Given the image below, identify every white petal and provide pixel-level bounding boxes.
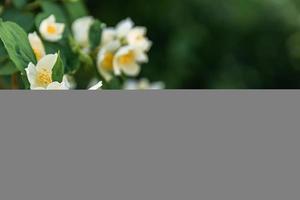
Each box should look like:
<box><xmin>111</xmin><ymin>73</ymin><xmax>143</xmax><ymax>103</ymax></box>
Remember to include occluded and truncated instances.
<box><xmin>113</xmin><ymin>65</ymin><xmax>121</xmax><ymax>76</ymax></box>
<box><xmin>141</xmin><ymin>39</ymin><xmax>152</xmax><ymax>51</ymax></box>
<box><xmin>39</xmin><ymin>15</ymin><xmax>56</xmax><ymax>30</ymax></box>
<box><xmin>135</xmin><ymin>50</ymin><xmax>149</xmax><ymax>63</ymax></box>
<box><xmin>39</xmin><ymin>19</ymin><xmax>49</xmax><ymax>38</ymax></box>
<box><xmin>115</xmin><ymin>45</ymin><xmax>132</xmax><ymax>56</ymax></box>
<box><xmin>112</xmin><ymin>54</ymin><xmax>122</xmax><ymax>76</ymax></box>
<box><xmin>28</xmin><ymin>32</ymin><xmax>44</xmax><ymax>49</ymax></box>
<box><xmin>36</xmin><ymin>53</ymin><xmax>58</xmax><ymax>71</ymax></box>
<box><xmin>44</xmin><ymin>34</ymin><xmax>63</xmax><ymax>42</ymax></box>
<box><xmin>47</xmin><ymin>82</ymin><xmax>69</xmax><ymax>90</ymax></box>
<box><xmin>126</xmin><ymin>27</ymin><xmax>152</xmax><ymax>50</ymax></box>
<box><xmin>31</xmin><ymin>87</ymin><xmax>46</xmax><ymax>90</ymax></box>
<box><xmin>97</xmin><ymin>43</ymin><xmax>120</xmax><ymax>80</ymax></box>
<box><xmin>133</xmin><ymin>27</ymin><xmax>147</xmax><ymax>35</ymax></box>
<box><xmin>127</xmin><ymin>27</ymin><xmax>146</xmax><ymax>42</ymax></box>
<box><xmin>97</xmin><ymin>50</ymin><xmax>113</xmax><ymax>81</ymax></box>
<box><xmin>113</xmin><ymin>46</ymin><xmax>138</xmax><ymax>76</ymax></box>
<box><xmin>88</xmin><ymin>81</ymin><xmax>102</xmax><ymax>90</ymax></box>
<box><xmin>28</xmin><ymin>32</ymin><xmax>46</xmax><ymax>60</ymax></box>
<box><xmin>99</xmin><ymin>67</ymin><xmax>113</xmax><ymax>82</ymax></box>
<box><xmin>97</xmin><ymin>48</ymin><xmax>105</xmax><ymax>64</ymax></box>
<box><xmin>47</xmin><ymin>15</ymin><xmax>56</xmax><ymax>23</ymax></box>
<box><xmin>26</xmin><ymin>62</ymin><xmax>37</xmax><ymax>87</ymax></box>
<box><xmin>120</xmin><ymin>62</ymin><xmax>141</xmax><ymax>76</ymax></box>
<box><xmin>101</xmin><ymin>28</ymin><xmax>116</xmax><ymax>45</ymax></box>
<box><xmin>105</xmin><ymin>40</ymin><xmax>121</xmax><ymax>52</ymax></box>
<box><xmin>61</xmin><ymin>75</ymin><xmax>72</xmax><ymax>89</ymax></box>
<box><xmin>72</xmin><ymin>16</ymin><xmax>94</xmax><ymax>46</ymax></box>
<box><xmin>56</xmin><ymin>23</ymin><xmax>65</xmax><ymax>34</ymax></box>
<box><xmin>116</xmin><ymin>18</ymin><xmax>134</xmax><ymax>38</ymax></box>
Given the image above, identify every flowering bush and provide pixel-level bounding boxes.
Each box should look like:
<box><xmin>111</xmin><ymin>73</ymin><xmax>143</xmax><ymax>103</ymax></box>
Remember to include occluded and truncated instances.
<box><xmin>0</xmin><ymin>0</ymin><xmax>164</xmax><ymax>90</ymax></box>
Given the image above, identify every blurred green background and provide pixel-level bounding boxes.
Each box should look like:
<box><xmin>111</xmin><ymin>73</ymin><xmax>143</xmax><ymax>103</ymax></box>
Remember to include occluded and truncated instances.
<box><xmin>87</xmin><ymin>0</ymin><xmax>300</xmax><ymax>89</ymax></box>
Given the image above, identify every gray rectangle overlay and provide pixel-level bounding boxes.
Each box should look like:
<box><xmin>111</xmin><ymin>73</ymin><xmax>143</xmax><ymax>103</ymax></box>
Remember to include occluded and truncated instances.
<box><xmin>0</xmin><ymin>91</ymin><xmax>299</xmax><ymax>200</ymax></box>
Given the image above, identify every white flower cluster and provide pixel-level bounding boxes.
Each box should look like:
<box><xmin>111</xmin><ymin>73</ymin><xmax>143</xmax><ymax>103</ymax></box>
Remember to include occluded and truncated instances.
<box><xmin>72</xmin><ymin>17</ymin><xmax>152</xmax><ymax>81</ymax></box>
<box><xmin>25</xmin><ymin>15</ymin><xmax>160</xmax><ymax>90</ymax></box>
<box><xmin>26</xmin><ymin>15</ymin><xmax>101</xmax><ymax>90</ymax></box>
<box><xmin>26</xmin><ymin>53</ymin><xmax>69</xmax><ymax>90</ymax></box>
<box><xmin>98</xmin><ymin>18</ymin><xmax>152</xmax><ymax>81</ymax></box>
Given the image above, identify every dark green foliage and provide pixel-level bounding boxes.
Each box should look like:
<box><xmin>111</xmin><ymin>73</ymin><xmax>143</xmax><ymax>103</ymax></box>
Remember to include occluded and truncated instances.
<box><xmin>52</xmin><ymin>52</ymin><xmax>64</xmax><ymax>82</ymax></box>
<box><xmin>87</xmin><ymin>0</ymin><xmax>300</xmax><ymax>88</ymax></box>
<box><xmin>89</xmin><ymin>20</ymin><xmax>103</xmax><ymax>50</ymax></box>
<box><xmin>0</xmin><ymin>20</ymin><xmax>36</xmax><ymax>72</ymax></box>
<box><xmin>1</xmin><ymin>0</ymin><xmax>300</xmax><ymax>89</ymax></box>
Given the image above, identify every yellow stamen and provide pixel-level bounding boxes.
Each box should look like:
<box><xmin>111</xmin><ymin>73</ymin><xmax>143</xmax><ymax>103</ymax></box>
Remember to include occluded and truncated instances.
<box><xmin>119</xmin><ymin>51</ymin><xmax>135</xmax><ymax>65</ymax></box>
<box><xmin>101</xmin><ymin>52</ymin><xmax>114</xmax><ymax>71</ymax></box>
<box><xmin>47</xmin><ymin>25</ymin><xmax>57</xmax><ymax>35</ymax></box>
<box><xmin>36</xmin><ymin>68</ymin><xmax>52</xmax><ymax>87</ymax></box>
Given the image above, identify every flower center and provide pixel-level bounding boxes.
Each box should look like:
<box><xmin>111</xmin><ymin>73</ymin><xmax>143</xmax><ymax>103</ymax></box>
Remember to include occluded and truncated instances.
<box><xmin>119</xmin><ymin>51</ymin><xmax>135</xmax><ymax>65</ymax></box>
<box><xmin>47</xmin><ymin>25</ymin><xmax>57</xmax><ymax>35</ymax></box>
<box><xmin>36</xmin><ymin>68</ymin><xmax>52</xmax><ymax>87</ymax></box>
<box><xmin>101</xmin><ymin>52</ymin><xmax>114</xmax><ymax>71</ymax></box>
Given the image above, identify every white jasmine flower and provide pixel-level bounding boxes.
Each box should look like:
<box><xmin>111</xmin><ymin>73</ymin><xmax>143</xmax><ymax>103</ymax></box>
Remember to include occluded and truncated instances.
<box><xmin>25</xmin><ymin>53</ymin><xmax>69</xmax><ymax>90</ymax></box>
<box><xmin>28</xmin><ymin>32</ymin><xmax>46</xmax><ymax>61</ymax></box>
<box><xmin>97</xmin><ymin>41</ymin><xmax>121</xmax><ymax>81</ymax></box>
<box><xmin>113</xmin><ymin>45</ymin><xmax>148</xmax><ymax>77</ymax></box>
<box><xmin>127</xmin><ymin>27</ymin><xmax>152</xmax><ymax>51</ymax></box>
<box><xmin>124</xmin><ymin>79</ymin><xmax>165</xmax><ymax>90</ymax></box>
<box><xmin>116</xmin><ymin>18</ymin><xmax>134</xmax><ymax>39</ymax></box>
<box><xmin>72</xmin><ymin>16</ymin><xmax>94</xmax><ymax>49</ymax></box>
<box><xmin>98</xmin><ymin>18</ymin><xmax>152</xmax><ymax>79</ymax></box>
<box><xmin>39</xmin><ymin>15</ymin><xmax>65</xmax><ymax>42</ymax></box>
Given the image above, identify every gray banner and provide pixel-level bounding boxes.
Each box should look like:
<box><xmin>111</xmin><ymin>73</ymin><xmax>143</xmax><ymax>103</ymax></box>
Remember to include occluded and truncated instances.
<box><xmin>0</xmin><ymin>91</ymin><xmax>299</xmax><ymax>200</ymax></box>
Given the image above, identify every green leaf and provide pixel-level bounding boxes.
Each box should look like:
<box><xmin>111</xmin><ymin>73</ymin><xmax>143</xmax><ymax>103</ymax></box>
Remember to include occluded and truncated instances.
<box><xmin>52</xmin><ymin>52</ymin><xmax>64</xmax><ymax>82</ymax></box>
<box><xmin>0</xmin><ymin>19</ymin><xmax>36</xmax><ymax>73</ymax></box>
<box><xmin>0</xmin><ymin>41</ymin><xmax>8</xmax><ymax>62</ymax></box>
<box><xmin>0</xmin><ymin>60</ymin><xmax>19</xmax><ymax>75</ymax></box>
<box><xmin>89</xmin><ymin>20</ymin><xmax>103</xmax><ymax>50</ymax></box>
<box><xmin>44</xmin><ymin>40</ymin><xmax>80</xmax><ymax>74</ymax></box>
<box><xmin>2</xmin><ymin>9</ymin><xmax>35</xmax><ymax>32</ymax></box>
<box><xmin>40</xmin><ymin>1</ymin><xmax>68</xmax><ymax>23</ymax></box>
